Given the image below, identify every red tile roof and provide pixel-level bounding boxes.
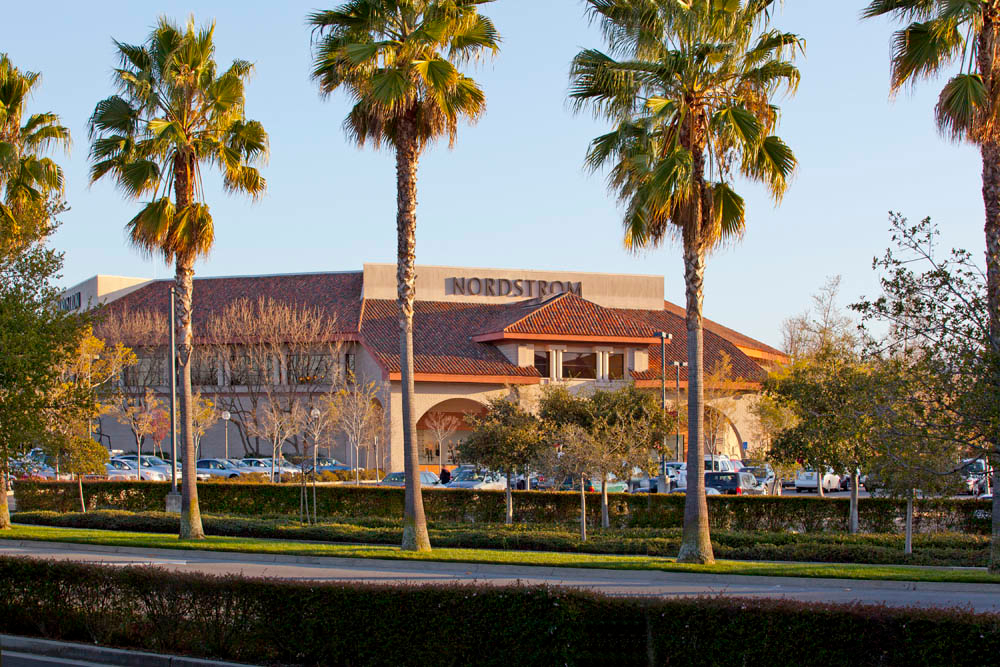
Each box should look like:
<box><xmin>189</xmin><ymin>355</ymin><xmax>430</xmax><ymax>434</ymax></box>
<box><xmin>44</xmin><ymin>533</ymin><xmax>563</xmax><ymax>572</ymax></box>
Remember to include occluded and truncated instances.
<box><xmin>663</xmin><ymin>300</ymin><xmax>786</xmax><ymax>360</ymax></box>
<box><xmin>472</xmin><ymin>292</ymin><xmax>658</xmax><ymax>341</ymax></box>
<box><xmin>100</xmin><ymin>272</ymin><xmax>365</xmax><ymax>340</ymax></box>
<box><xmin>360</xmin><ymin>299</ymin><xmax>540</xmax><ymax>378</ymax></box>
<box><xmin>95</xmin><ymin>272</ymin><xmax>769</xmax><ymax>385</ymax></box>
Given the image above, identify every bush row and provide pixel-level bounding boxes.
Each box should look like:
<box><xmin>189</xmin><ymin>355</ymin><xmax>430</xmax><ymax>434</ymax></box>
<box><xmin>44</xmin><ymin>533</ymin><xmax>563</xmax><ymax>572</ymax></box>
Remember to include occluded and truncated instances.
<box><xmin>13</xmin><ymin>510</ymin><xmax>991</xmax><ymax>567</ymax></box>
<box><xmin>2</xmin><ymin>556</ymin><xmax>999</xmax><ymax>666</ymax></box>
<box><xmin>13</xmin><ymin>480</ymin><xmax>993</xmax><ymax>534</ymax></box>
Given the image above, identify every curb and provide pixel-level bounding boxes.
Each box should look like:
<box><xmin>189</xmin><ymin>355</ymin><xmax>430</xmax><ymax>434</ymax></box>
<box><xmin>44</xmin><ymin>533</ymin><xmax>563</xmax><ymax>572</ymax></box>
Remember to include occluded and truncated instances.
<box><xmin>3</xmin><ymin>538</ymin><xmax>999</xmax><ymax>595</ymax></box>
<box><xmin>0</xmin><ymin>634</ymin><xmax>254</xmax><ymax>666</ymax></box>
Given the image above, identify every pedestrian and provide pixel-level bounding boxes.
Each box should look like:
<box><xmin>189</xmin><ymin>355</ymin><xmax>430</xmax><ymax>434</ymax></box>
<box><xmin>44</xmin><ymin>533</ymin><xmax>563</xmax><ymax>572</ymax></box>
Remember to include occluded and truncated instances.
<box><xmin>439</xmin><ymin>467</ymin><xmax>451</xmax><ymax>485</ymax></box>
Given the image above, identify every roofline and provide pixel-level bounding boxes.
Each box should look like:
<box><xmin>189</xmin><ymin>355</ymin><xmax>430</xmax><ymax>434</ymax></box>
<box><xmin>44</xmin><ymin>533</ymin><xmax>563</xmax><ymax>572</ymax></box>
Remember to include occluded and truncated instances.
<box><xmin>633</xmin><ymin>379</ymin><xmax>762</xmax><ymax>391</ymax></box>
<box><xmin>387</xmin><ymin>372</ymin><xmax>541</xmax><ymax>384</ymax></box>
<box><xmin>471</xmin><ymin>332</ymin><xmax>662</xmax><ymax>345</ymax></box>
<box><xmin>363</xmin><ymin>262</ymin><xmax>663</xmax><ymax>280</ymax></box>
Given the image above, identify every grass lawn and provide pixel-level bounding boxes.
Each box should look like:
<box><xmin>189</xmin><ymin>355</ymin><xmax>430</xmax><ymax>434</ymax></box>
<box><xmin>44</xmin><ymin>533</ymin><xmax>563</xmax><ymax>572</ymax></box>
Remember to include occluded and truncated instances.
<box><xmin>2</xmin><ymin>523</ymin><xmax>999</xmax><ymax>585</ymax></box>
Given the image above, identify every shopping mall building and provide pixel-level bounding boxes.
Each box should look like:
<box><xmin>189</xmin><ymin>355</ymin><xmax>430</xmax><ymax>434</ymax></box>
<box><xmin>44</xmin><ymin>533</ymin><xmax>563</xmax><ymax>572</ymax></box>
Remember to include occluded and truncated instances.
<box><xmin>65</xmin><ymin>264</ymin><xmax>787</xmax><ymax>470</ymax></box>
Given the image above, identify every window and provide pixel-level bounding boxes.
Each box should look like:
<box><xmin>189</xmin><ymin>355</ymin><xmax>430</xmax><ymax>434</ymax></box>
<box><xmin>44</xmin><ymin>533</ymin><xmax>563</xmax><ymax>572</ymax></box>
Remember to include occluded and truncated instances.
<box><xmin>345</xmin><ymin>353</ymin><xmax>356</xmax><ymax>381</ymax></box>
<box><xmin>228</xmin><ymin>349</ymin><xmax>268</xmax><ymax>386</ymax></box>
<box><xmin>124</xmin><ymin>355</ymin><xmax>166</xmax><ymax>387</ymax></box>
<box><xmin>562</xmin><ymin>352</ymin><xmax>597</xmax><ymax>379</ymax></box>
<box><xmin>191</xmin><ymin>351</ymin><xmax>220</xmax><ymax>386</ymax></box>
<box><xmin>288</xmin><ymin>353</ymin><xmax>333</xmax><ymax>385</ymax></box>
<box><xmin>533</xmin><ymin>350</ymin><xmax>550</xmax><ymax>378</ymax></box>
<box><xmin>608</xmin><ymin>353</ymin><xmax>625</xmax><ymax>380</ymax></box>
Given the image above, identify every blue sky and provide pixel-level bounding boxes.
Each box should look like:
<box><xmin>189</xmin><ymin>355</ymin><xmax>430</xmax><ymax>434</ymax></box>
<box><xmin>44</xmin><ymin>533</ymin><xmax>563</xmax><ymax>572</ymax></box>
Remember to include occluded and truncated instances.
<box><xmin>0</xmin><ymin>1</ymin><xmax>984</xmax><ymax>348</ymax></box>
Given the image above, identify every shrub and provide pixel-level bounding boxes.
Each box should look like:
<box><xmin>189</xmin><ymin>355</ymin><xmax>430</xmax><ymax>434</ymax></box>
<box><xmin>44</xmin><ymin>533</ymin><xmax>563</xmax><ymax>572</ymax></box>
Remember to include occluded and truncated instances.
<box><xmin>12</xmin><ymin>481</ymin><xmax>992</xmax><ymax>534</ymax></box>
<box><xmin>11</xmin><ymin>510</ymin><xmax>991</xmax><ymax>567</ymax></box>
<box><xmin>0</xmin><ymin>556</ymin><xmax>997</xmax><ymax>666</ymax></box>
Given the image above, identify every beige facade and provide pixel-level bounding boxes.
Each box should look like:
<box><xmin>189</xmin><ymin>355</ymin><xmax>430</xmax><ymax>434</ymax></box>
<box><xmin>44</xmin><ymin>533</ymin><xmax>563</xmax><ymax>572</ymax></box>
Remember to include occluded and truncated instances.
<box><xmin>71</xmin><ymin>265</ymin><xmax>781</xmax><ymax>469</ymax></box>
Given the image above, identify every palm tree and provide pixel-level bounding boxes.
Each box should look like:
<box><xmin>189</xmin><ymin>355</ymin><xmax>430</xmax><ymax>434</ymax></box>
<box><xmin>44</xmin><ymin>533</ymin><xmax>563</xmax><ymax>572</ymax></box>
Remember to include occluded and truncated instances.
<box><xmin>309</xmin><ymin>0</ymin><xmax>499</xmax><ymax>552</ymax></box>
<box><xmin>0</xmin><ymin>54</ymin><xmax>70</xmax><ymax>246</ymax></box>
<box><xmin>861</xmin><ymin>2</ymin><xmax>1000</xmax><ymax>565</ymax></box>
<box><xmin>570</xmin><ymin>0</ymin><xmax>801</xmax><ymax>563</ymax></box>
<box><xmin>88</xmin><ymin>17</ymin><xmax>269</xmax><ymax>539</ymax></box>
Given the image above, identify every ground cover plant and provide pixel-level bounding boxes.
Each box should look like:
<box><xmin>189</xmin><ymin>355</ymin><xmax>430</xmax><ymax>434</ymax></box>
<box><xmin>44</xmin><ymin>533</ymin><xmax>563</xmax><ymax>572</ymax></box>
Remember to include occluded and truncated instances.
<box><xmin>1</xmin><ymin>555</ymin><xmax>998</xmax><ymax>666</ymax></box>
<box><xmin>8</xmin><ymin>511</ymin><xmax>995</xmax><ymax>570</ymax></box>
<box><xmin>15</xmin><ymin>480</ymin><xmax>993</xmax><ymax>535</ymax></box>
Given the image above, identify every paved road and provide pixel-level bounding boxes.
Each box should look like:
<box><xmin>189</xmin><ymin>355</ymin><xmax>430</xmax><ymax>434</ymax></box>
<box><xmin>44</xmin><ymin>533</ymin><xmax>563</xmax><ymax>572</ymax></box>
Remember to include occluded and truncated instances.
<box><xmin>3</xmin><ymin>540</ymin><xmax>999</xmax><ymax>614</ymax></box>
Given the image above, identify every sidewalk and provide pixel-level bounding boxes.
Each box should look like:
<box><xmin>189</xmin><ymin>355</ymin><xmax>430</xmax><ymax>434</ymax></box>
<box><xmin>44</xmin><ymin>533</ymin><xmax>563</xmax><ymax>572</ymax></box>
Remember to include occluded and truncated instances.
<box><xmin>0</xmin><ymin>634</ymin><xmax>253</xmax><ymax>667</ymax></box>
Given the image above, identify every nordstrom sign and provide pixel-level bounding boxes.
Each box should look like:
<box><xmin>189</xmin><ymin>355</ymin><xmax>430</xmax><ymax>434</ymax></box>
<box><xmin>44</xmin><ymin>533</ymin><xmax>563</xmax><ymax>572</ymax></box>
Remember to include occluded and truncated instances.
<box><xmin>449</xmin><ymin>277</ymin><xmax>583</xmax><ymax>298</ymax></box>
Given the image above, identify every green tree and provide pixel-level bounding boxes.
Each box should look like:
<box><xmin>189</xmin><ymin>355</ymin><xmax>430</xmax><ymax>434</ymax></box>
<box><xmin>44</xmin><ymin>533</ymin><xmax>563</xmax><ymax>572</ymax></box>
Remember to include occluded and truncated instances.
<box><xmin>853</xmin><ymin>214</ymin><xmax>1000</xmax><ymax>570</ymax></box>
<box><xmin>0</xmin><ymin>55</ymin><xmax>74</xmax><ymax>530</ymax></box>
<box><xmin>862</xmin><ymin>4</ymin><xmax>1000</xmax><ymax>501</ymax></box>
<box><xmin>42</xmin><ymin>435</ymin><xmax>109</xmax><ymax>514</ymax></box>
<box><xmin>88</xmin><ymin>17</ymin><xmax>269</xmax><ymax>539</ymax></box>
<box><xmin>0</xmin><ymin>54</ymin><xmax>70</xmax><ymax>249</ymax></box>
<box><xmin>309</xmin><ymin>0</ymin><xmax>499</xmax><ymax>552</ymax></box>
<box><xmin>458</xmin><ymin>395</ymin><xmax>545</xmax><ymax>525</ymax></box>
<box><xmin>570</xmin><ymin>0</ymin><xmax>802</xmax><ymax>563</ymax></box>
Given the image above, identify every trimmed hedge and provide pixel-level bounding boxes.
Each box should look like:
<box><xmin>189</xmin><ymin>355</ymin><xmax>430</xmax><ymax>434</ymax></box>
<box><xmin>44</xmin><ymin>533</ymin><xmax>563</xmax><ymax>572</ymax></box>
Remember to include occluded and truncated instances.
<box><xmin>12</xmin><ymin>510</ymin><xmax>992</xmax><ymax>567</ymax></box>
<box><xmin>13</xmin><ymin>480</ymin><xmax>993</xmax><ymax>534</ymax></box>
<box><xmin>1</xmin><ymin>556</ymin><xmax>998</xmax><ymax>666</ymax></box>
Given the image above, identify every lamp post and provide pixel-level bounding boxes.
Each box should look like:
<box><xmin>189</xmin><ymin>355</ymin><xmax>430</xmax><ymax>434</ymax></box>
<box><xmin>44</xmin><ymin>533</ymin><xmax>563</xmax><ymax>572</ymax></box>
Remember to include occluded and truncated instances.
<box><xmin>221</xmin><ymin>411</ymin><xmax>231</xmax><ymax>460</ymax></box>
<box><xmin>655</xmin><ymin>332</ymin><xmax>672</xmax><ymax>493</ymax></box>
<box><xmin>310</xmin><ymin>407</ymin><xmax>320</xmax><ymax>524</ymax></box>
<box><xmin>670</xmin><ymin>361</ymin><xmax>687</xmax><ymax>462</ymax></box>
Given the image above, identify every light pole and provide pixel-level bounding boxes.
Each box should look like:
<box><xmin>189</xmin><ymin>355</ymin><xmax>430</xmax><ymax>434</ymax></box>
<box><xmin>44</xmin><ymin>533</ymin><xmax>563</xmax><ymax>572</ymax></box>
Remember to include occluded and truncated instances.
<box><xmin>670</xmin><ymin>361</ymin><xmax>687</xmax><ymax>462</ymax></box>
<box><xmin>221</xmin><ymin>411</ymin><xmax>231</xmax><ymax>460</ymax></box>
<box><xmin>310</xmin><ymin>407</ymin><xmax>320</xmax><ymax>524</ymax></box>
<box><xmin>655</xmin><ymin>332</ymin><xmax>672</xmax><ymax>492</ymax></box>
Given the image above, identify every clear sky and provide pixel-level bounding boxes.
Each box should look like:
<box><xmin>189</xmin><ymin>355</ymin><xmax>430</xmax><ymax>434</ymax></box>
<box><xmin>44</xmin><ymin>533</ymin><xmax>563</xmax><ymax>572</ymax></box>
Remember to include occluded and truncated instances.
<box><xmin>0</xmin><ymin>1</ymin><xmax>985</xmax><ymax>348</ymax></box>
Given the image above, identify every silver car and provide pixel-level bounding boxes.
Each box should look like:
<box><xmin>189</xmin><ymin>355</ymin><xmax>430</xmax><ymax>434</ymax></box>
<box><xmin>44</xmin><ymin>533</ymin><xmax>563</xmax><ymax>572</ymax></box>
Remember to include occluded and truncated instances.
<box><xmin>196</xmin><ymin>458</ymin><xmax>244</xmax><ymax>479</ymax></box>
<box><xmin>107</xmin><ymin>458</ymin><xmax>166</xmax><ymax>481</ymax></box>
<box><xmin>378</xmin><ymin>471</ymin><xmax>441</xmax><ymax>488</ymax></box>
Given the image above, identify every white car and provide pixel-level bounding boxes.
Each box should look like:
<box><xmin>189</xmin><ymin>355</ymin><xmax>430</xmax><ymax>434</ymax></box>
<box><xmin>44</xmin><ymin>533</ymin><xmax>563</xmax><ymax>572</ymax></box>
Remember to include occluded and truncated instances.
<box><xmin>196</xmin><ymin>458</ymin><xmax>244</xmax><ymax>479</ymax></box>
<box><xmin>445</xmin><ymin>469</ymin><xmax>507</xmax><ymax>490</ymax></box>
<box><xmin>795</xmin><ymin>467</ymin><xmax>840</xmax><ymax>493</ymax></box>
<box><xmin>378</xmin><ymin>471</ymin><xmax>441</xmax><ymax>488</ymax></box>
<box><xmin>107</xmin><ymin>459</ymin><xmax>166</xmax><ymax>481</ymax></box>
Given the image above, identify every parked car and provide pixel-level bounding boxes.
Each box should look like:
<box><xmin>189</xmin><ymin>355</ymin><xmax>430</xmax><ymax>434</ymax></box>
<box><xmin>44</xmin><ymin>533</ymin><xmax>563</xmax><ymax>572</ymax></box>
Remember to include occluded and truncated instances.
<box><xmin>378</xmin><ymin>471</ymin><xmax>441</xmax><ymax>488</ymax></box>
<box><xmin>675</xmin><ymin>456</ymin><xmax>736</xmax><ymax>490</ymax></box>
<box><xmin>446</xmin><ymin>469</ymin><xmax>507</xmax><ymax>490</ymax></box>
<box><xmin>239</xmin><ymin>458</ymin><xmax>298</xmax><ymax>481</ymax></box>
<box><xmin>705</xmin><ymin>471</ymin><xmax>762</xmax><ymax>495</ymax></box>
<box><xmin>112</xmin><ymin>455</ymin><xmax>188</xmax><ymax>480</ymax></box>
<box><xmin>794</xmin><ymin>467</ymin><xmax>840</xmax><ymax>493</ymax></box>
<box><xmin>743</xmin><ymin>463</ymin><xmax>776</xmax><ymax>491</ymax></box>
<box><xmin>106</xmin><ymin>459</ymin><xmax>166</xmax><ymax>481</ymax></box>
<box><xmin>196</xmin><ymin>458</ymin><xmax>244</xmax><ymax>479</ymax></box>
<box><xmin>670</xmin><ymin>486</ymin><xmax>722</xmax><ymax>495</ymax></box>
<box><xmin>558</xmin><ymin>475</ymin><xmax>629</xmax><ymax>493</ymax></box>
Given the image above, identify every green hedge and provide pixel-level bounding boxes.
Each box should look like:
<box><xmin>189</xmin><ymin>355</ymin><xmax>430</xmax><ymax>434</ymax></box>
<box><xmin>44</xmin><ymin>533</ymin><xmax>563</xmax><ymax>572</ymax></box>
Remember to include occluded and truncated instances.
<box><xmin>0</xmin><ymin>556</ymin><xmax>998</xmax><ymax>666</ymax></box>
<box><xmin>13</xmin><ymin>510</ymin><xmax>991</xmax><ymax>567</ymax></box>
<box><xmin>13</xmin><ymin>480</ymin><xmax>993</xmax><ymax>534</ymax></box>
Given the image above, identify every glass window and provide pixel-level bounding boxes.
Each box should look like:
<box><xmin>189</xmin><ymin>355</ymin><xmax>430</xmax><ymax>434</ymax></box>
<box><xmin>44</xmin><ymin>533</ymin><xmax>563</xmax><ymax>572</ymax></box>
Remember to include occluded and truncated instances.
<box><xmin>562</xmin><ymin>352</ymin><xmax>597</xmax><ymax>379</ymax></box>
<box><xmin>192</xmin><ymin>351</ymin><xmax>219</xmax><ymax>386</ymax></box>
<box><xmin>288</xmin><ymin>353</ymin><xmax>333</xmax><ymax>385</ymax></box>
<box><xmin>534</xmin><ymin>350</ymin><xmax>550</xmax><ymax>378</ymax></box>
<box><xmin>608</xmin><ymin>353</ymin><xmax>625</xmax><ymax>380</ymax></box>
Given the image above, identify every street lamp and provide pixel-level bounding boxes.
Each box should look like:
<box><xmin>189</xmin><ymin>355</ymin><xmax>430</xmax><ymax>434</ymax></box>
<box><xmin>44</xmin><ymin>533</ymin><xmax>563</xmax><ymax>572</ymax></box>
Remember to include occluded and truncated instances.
<box><xmin>221</xmin><ymin>411</ymin><xmax>231</xmax><ymax>460</ymax></box>
<box><xmin>310</xmin><ymin>407</ymin><xmax>321</xmax><ymax>524</ymax></box>
<box><xmin>670</xmin><ymin>361</ymin><xmax>688</xmax><ymax>461</ymax></box>
<box><xmin>655</xmin><ymin>332</ymin><xmax>672</xmax><ymax>493</ymax></box>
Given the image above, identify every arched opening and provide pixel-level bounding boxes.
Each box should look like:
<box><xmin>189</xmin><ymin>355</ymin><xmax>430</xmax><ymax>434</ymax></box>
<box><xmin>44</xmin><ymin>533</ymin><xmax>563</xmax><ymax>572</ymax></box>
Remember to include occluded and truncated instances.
<box><xmin>704</xmin><ymin>404</ymin><xmax>743</xmax><ymax>460</ymax></box>
<box><xmin>416</xmin><ymin>398</ymin><xmax>487</xmax><ymax>473</ymax></box>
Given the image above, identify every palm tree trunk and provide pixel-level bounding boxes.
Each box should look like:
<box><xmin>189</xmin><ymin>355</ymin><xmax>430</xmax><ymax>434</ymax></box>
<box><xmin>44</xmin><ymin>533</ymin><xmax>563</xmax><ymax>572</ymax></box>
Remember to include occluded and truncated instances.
<box><xmin>579</xmin><ymin>473</ymin><xmax>587</xmax><ymax>542</ymax></box>
<box><xmin>979</xmin><ymin>4</ymin><xmax>1000</xmax><ymax>575</ymax></box>
<box><xmin>677</xmin><ymin>240</ymin><xmax>715</xmax><ymax>564</ymax></box>
<box><xmin>396</xmin><ymin>112</ymin><xmax>430</xmax><ymax>553</ymax></box>
<box><xmin>176</xmin><ymin>261</ymin><xmax>203</xmax><ymax>538</ymax></box>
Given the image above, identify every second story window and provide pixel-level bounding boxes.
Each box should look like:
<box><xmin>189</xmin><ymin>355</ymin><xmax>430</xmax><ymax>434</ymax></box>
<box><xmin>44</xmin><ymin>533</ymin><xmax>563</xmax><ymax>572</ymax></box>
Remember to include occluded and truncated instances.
<box><xmin>562</xmin><ymin>352</ymin><xmax>597</xmax><ymax>380</ymax></box>
<box><xmin>608</xmin><ymin>353</ymin><xmax>625</xmax><ymax>380</ymax></box>
<box><xmin>533</xmin><ymin>350</ymin><xmax>550</xmax><ymax>378</ymax></box>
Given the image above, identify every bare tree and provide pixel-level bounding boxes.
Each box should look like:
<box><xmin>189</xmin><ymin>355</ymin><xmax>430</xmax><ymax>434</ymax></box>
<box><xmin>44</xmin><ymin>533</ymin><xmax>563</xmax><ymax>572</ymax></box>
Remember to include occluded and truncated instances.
<box><xmin>332</xmin><ymin>378</ymin><xmax>383</xmax><ymax>485</ymax></box>
<box><xmin>246</xmin><ymin>400</ymin><xmax>306</xmax><ymax>483</ymax></box>
<box><xmin>204</xmin><ymin>296</ymin><xmax>343</xmax><ymax>458</ymax></box>
<box><xmin>781</xmin><ymin>276</ymin><xmax>857</xmax><ymax>362</ymax></box>
<box><xmin>191</xmin><ymin>392</ymin><xmax>219</xmax><ymax>459</ymax></box>
<box><xmin>110</xmin><ymin>388</ymin><xmax>161</xmax><ymax>480</ymax></box>
<box><xmin>425</xmin><ymin>411</ymin><xmax>461</xmax><ymax>474</ymax></box>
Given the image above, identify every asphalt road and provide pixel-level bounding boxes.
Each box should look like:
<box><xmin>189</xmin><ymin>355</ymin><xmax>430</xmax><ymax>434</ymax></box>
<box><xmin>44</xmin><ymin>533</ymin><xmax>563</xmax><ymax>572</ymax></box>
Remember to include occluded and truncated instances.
<box><xmin>2</xmin><ymin>540</ymin><xmax>999</xmax><ymax>614</ymax></box>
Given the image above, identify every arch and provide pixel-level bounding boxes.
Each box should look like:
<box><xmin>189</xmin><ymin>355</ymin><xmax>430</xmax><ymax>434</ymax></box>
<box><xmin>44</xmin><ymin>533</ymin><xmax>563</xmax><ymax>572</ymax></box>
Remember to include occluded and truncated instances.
<box><xmin>704</xmin><ymin>403</ymin><xmax>743</xmax><ymax>460</ymax></box>
<box><xmin>417</xmin><ymin>398</ymin><xmax>488</xmax><ymax>471</ymax></box>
